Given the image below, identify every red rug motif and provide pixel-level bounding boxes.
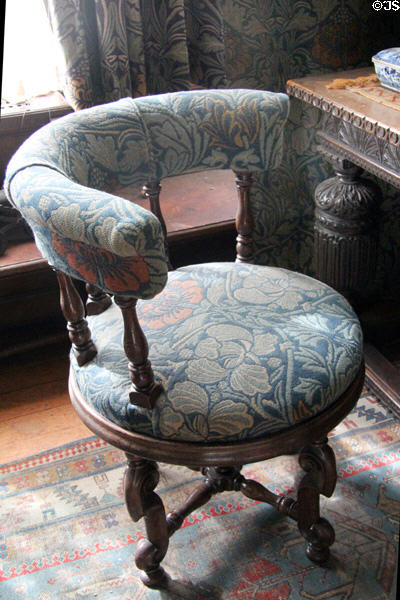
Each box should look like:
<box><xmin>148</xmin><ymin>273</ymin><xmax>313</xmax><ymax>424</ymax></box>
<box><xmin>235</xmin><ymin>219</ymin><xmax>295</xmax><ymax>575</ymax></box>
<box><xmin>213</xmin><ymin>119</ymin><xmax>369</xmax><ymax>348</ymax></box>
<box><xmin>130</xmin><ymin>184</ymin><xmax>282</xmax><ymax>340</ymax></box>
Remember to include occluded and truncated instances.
<box><xmin>0</xmin><ymin>390</ymin><xmax>399</xmax><ymax>599</ymax></box>
<box><xmin>349</xmin><ymin>82</ymin><xmax>400</xmax><ymax>111</ymax></box>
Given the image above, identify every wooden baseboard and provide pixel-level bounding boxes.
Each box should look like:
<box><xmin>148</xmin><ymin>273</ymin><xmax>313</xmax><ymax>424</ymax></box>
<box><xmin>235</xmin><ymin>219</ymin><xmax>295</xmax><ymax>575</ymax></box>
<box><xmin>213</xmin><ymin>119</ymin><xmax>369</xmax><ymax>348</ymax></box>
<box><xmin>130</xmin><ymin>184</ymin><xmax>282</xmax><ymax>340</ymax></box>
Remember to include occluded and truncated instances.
<box><xmin>364</xmin><ymin>342</ymin><xmax>400</xmax><ymax>419</ymax></box>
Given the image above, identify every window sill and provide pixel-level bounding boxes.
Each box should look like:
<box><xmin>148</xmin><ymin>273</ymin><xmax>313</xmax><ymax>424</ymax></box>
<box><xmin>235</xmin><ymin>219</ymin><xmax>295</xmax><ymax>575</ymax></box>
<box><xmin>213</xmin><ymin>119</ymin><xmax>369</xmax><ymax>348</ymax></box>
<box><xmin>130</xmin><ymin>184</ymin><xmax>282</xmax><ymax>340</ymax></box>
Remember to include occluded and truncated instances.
<box><xmin>0</xmin><ymin>92</ymin><xmax>73</xmax><ymax>182</ymax></box>
<box><xmin>0</xmin><ymin>92</ymin><xmax>72</xmax><ymax>132</ymax></box>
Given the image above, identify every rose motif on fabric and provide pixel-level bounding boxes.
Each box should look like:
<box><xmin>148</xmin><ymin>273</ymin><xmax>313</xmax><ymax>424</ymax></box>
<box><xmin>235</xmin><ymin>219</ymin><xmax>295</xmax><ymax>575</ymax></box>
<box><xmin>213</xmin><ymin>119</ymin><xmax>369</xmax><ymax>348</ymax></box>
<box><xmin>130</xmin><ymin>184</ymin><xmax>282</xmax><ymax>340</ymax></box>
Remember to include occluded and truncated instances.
<box><xmin>140</xmin><ymin>279</ymin><xmax>203</xmax><ymax>329</ymax></box>
<box><xmin>235</xmin><ymin>269</ymin><xmax>314</xmax><ymax>310</ymax></box>
<box><xmin>51</xmin><ymin>232</ymin><xmax>149</xmax><ymax>292</ymax></box>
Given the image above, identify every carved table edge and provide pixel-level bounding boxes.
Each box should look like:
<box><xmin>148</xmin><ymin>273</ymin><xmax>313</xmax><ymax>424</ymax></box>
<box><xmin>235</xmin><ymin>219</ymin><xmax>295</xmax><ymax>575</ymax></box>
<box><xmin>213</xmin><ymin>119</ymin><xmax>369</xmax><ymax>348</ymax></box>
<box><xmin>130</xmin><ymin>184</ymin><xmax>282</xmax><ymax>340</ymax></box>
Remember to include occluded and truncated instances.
<box><xmin>315</xmin><ymin>132</ymin><xmax>400</xmax><ymax>190</ymax></box>
<box><xmin>286</xmin><ymin>82</ymin><xmax>400</xmax><ymax>148</ymax></box>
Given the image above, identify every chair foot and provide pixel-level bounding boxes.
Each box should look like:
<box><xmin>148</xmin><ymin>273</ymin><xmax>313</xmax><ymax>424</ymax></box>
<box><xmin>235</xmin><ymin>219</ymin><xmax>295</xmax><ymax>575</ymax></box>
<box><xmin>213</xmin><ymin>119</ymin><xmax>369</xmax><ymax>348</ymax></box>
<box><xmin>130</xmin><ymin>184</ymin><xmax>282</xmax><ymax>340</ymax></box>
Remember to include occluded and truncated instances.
<box><xmin>304</xmin><ymin>517</ymin><xmax>335</xmax><ymax>564</ymax></box>
<box><xmin>297</xmin><ymin>440</ymin><xmax>337</xmax><ymax>563</ymax></box>
<box><xmin>124</xmin><ymin>455</ymin><xmax>170</xmax><ymax>586</ymax></box>
<box><xmin>139</xmin><ymin>565</ymin><xmax>170</xmax><ymax>589</ymax></box>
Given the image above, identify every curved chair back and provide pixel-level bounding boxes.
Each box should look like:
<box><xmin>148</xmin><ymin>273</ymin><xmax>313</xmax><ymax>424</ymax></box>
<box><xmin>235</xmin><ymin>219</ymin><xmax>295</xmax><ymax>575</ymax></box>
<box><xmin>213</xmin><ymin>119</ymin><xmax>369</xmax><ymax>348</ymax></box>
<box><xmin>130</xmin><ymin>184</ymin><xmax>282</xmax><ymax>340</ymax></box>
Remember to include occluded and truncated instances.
<box><xmin>5</xmin><ymin>90</ymin><xmax>289</xmax><ymax>299</ymax></box>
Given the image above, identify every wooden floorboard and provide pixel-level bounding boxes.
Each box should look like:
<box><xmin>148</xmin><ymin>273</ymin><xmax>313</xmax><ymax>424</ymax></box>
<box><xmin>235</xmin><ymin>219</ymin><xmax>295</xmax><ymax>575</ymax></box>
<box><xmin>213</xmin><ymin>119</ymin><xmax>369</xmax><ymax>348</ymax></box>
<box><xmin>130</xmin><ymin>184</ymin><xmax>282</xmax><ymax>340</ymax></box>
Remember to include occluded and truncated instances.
<box><xmin>0</xmin><ymin>344</ymin><xmax>92</xmax><ymax>464</ymax></box>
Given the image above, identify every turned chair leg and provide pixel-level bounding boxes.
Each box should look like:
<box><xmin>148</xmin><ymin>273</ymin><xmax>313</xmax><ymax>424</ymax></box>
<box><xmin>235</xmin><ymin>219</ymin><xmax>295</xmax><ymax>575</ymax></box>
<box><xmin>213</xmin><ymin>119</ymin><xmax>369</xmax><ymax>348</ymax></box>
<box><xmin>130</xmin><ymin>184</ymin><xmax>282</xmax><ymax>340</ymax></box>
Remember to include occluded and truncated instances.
<box><xmin>296</xmin><ymin>439</ymin><xmax>337</xmax><ymax>563</ymax></box>
<box><xmin>124</xmin><ymin>454</ymin><xmax>170</xmax><ymax>589</ymax></box>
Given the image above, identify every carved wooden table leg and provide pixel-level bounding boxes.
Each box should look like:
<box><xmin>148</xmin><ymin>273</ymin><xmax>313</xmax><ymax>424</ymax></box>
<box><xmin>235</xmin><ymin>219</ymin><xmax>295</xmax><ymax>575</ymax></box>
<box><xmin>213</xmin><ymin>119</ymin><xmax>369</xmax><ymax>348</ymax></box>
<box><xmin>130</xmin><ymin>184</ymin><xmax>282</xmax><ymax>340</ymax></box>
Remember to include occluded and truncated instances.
<box><xmin>124</xmin><ymin>454</ymin><xmax>170</xmax><ymax>589</ymax></box>
<box><xmin>296</xmin><ymin>439</ymin><xmax>337</xmax><ymax>563</ymax></box>
<box><xmin>85</xmin><ymin>283</ymin><xmax>112</xmax><ymax>316</ymax></box>
<box><xmin>314</xmin><ymin>159</ymin><xmax>381</xmax><ymax>304</ymax></box>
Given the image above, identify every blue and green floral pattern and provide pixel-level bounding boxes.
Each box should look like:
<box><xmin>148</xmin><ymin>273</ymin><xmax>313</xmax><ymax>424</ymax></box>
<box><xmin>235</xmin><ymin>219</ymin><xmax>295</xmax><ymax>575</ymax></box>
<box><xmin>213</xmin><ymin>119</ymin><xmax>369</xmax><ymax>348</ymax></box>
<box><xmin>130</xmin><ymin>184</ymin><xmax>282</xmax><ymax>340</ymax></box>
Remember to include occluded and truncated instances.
<box><xmin>222</xmin><ymin>0</ymin><xmax>399</xmax><ymax>286</ymax></box>
<box><xmin>72</xmin><ymin>263</ymin><xmax>363</xmax><ymax>442</ymax></box>
<box><xmin>40</xmin><ymin>0</ymin><xmax>400</xmax><ymax>289</ymax></box>
<box><xmin>5</xmin><ymin>89</ymin><xmax>288</xmax><ymax>297</ymax></box>
<box><xmin>44</xmin><ymin>0</ymin><xmax>226</xmax><ymax>109</ymax></box>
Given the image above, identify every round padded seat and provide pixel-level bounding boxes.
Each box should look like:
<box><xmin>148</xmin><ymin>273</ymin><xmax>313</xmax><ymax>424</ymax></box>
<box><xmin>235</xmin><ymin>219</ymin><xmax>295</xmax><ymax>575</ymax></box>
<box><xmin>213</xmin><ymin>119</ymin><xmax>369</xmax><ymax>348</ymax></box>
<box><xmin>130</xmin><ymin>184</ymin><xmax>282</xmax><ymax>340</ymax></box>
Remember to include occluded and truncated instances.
<box><xmin>71</xmin><ymin>262</ymin><xmax>363</xmax><ymax>443</ymax></box>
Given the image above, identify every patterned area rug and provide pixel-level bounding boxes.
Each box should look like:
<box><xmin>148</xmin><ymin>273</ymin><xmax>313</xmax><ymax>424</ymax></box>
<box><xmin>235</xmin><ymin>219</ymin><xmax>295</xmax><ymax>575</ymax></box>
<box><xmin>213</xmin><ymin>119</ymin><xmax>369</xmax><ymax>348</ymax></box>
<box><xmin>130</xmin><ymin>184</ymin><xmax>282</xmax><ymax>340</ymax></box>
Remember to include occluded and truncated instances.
<box><xmin>0</xmin><ymin>391</ymin><xmax>399</xmax><ymax>599</ymax></box>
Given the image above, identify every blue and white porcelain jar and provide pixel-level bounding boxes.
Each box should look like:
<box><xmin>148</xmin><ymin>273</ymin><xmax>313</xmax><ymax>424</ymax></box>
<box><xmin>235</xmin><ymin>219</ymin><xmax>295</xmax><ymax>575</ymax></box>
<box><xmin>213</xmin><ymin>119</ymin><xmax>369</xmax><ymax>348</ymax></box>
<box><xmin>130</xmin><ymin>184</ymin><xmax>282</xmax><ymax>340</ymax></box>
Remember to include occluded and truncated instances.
<box><xmin>372</xmin><ymin>48</ymin><xmax>400</xmax><ymax>92</ymax></box>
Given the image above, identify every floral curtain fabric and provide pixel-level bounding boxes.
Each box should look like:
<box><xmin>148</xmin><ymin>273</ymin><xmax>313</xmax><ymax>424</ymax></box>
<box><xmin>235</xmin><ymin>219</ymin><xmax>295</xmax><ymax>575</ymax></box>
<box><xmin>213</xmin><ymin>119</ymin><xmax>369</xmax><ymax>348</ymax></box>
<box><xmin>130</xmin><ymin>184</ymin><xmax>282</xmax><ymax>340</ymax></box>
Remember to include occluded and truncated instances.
<box><xmin>42</xmin><ymin>0</ymin><xmax>399</xmax><ymax>291</ymax></box>
<box><xmin>43</xmin><ymin>0</ymin><xmax>226</xmax><ymax>111</ymax></box>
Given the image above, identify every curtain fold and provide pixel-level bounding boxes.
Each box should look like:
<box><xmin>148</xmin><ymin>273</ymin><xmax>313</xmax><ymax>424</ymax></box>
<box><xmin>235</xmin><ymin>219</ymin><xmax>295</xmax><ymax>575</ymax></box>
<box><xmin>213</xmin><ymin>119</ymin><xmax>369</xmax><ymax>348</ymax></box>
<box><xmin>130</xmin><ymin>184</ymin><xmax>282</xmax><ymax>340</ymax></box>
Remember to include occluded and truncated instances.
<box><xmin>44</xmin><ymin>0</ymin><xmax>226</xmax><ymax>110</ymax></box>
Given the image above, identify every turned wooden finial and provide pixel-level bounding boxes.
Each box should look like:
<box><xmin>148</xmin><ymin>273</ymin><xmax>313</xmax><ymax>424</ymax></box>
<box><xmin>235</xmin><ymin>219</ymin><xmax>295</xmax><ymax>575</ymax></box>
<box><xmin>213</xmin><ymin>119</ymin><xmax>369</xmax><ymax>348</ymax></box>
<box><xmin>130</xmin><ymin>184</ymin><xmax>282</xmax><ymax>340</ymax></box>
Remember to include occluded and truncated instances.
<box><xmin>143</xmin><ymin>180</ymin><xmax>172</xmax><ymax>270</ymax></box>
<box><xmin>55</xmin><ymin>270</ymin><xmax>97</xmax><ymax>366</ymax></box>
<box><xmin>114</xmin><ymin>295</ymin><xmax>163</xmax><ymax>410</ymax></box>
<box><xmin>234</xmin><ymin>171</ymin><xmax>254</xmax><ymax>263</ymax></box>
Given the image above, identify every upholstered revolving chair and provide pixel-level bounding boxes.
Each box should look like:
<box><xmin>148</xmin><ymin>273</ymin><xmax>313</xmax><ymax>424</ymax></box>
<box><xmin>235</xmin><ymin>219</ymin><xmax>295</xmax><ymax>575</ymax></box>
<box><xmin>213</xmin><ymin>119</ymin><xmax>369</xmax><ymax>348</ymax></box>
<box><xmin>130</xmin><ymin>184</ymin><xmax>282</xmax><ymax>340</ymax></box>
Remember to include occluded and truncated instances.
<box><xmin>5</xmin><ymin>89</ymin><xmax>364</xmax><ymax>590</ymax></box>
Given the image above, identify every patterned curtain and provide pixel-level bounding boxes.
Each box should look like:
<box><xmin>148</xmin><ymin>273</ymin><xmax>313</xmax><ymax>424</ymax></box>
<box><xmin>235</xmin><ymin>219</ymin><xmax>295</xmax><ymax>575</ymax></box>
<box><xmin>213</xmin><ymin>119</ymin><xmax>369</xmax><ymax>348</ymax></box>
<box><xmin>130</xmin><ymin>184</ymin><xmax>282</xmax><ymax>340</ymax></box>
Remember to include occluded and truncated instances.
<box><xmin>43</xmin><ymin>0</ymin><xmax>226</xmax><ymax>110</ymax></box>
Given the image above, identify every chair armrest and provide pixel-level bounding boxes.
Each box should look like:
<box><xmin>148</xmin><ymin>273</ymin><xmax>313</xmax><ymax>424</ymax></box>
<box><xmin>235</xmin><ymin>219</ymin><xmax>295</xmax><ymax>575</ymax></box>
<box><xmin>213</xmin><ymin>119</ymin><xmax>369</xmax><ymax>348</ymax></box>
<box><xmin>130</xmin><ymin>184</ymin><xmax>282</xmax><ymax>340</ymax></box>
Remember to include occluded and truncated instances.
<box><xmin>5</xmin><ymin>165</ymin><xmax>168</xmax><ymax>299</ymax></box>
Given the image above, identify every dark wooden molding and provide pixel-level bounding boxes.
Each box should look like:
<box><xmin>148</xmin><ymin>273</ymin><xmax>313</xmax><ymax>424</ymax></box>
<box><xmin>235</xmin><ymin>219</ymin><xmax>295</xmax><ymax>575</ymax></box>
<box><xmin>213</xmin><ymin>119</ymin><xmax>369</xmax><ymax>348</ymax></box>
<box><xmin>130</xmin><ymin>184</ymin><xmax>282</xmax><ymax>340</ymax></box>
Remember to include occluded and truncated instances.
<box><xmin>364</xmin><ymin>343</ymin><xmax>400</xmax><ymax>419</ymax></box>
<box><xmin>318</xmin><ymin>124</ymin><xmax>400</xmax><ymax>191</ymax></box>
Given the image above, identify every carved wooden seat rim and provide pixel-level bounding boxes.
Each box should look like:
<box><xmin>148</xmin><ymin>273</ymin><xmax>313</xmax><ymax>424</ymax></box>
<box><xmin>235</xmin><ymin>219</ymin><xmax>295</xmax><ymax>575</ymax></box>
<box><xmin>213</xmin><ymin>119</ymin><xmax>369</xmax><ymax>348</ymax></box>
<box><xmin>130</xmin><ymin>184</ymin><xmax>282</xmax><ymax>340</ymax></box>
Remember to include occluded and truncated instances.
<box><xmin>69</xmin><ymin>362</ymin><xmax>364</xmax><ymax>468</ymax></box>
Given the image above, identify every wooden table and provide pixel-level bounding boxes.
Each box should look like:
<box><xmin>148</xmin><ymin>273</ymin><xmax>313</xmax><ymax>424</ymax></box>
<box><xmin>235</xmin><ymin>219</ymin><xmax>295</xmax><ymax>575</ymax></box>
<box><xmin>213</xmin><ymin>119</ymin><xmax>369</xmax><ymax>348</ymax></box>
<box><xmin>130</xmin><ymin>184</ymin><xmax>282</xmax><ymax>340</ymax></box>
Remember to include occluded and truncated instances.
<box><xmin>287</xmin><ymin>68</ymin><xmax>400</xmax><ymax>418</ymax></box>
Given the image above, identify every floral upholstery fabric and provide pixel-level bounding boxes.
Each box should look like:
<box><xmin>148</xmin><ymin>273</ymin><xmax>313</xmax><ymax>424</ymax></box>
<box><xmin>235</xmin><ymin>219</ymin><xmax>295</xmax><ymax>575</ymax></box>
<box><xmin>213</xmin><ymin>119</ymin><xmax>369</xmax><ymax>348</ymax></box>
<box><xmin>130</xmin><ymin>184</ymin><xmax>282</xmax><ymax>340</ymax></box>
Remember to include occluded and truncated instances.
<box><xmin>5</xmin><ymin>89</ymin><xmax>288</xmax><ymax>186</ymax></box>
<box><xmin>72</xmin><ymin>263</ymin><xmax>363</xmax><ymax>443</ymax></box>
<box><xmin>5</xmin><ymin>89</ymin><xmax>288</xmax><ymax>298</ymax></box>
<box><xmin>5</xmin><ymin>87</ymin><xmax>363</xmax><ymax>444</ymax></box>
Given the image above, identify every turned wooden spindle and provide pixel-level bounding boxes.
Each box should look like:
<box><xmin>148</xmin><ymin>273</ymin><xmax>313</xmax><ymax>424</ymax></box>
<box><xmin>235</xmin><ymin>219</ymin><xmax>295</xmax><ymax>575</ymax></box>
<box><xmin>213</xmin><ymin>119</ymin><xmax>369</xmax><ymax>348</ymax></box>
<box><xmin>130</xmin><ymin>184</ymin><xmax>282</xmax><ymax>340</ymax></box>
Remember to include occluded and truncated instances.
<box><xmin>55</xmin><ymin>270</ymin><xmax>97</xmax><ymax>366</ymax></box>
<box><xmin>114</xmin><ymin>295</ymin><xmax>162</xmax><ymax>410</ymax></box>
<box><xmin>166</xmin><ymin>479</ymin><xmax>215</xmax><ymax>535</ymax></box>
<box><xmin>143</xmin><ymin>180</ymin><xmax>172</xmax><ymax>269</ymax></box>
<box><xmin>85</xmin><ymin>283</ymin><xmax>112</xmax><ymax>316</ymax></box>
<box><xmin>234</xmin><ymin>171</ymin><xmax>254</xmax><ymax>263</ymax></box>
